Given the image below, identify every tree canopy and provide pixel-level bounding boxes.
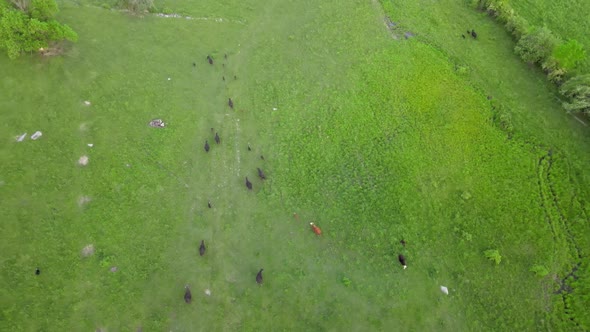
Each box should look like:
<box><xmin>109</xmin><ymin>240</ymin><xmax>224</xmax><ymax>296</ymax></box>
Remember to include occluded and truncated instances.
<box><xmin>0</xmin><ymin>0</ymin><xmax>77</xmax><ymax>59</ymax></box>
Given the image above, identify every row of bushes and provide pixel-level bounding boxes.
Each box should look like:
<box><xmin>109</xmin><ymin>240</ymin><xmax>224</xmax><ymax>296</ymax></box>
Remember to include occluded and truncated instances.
<box><xmin>471</xmin><ymin>0</ymin><xmax>590</xmax><ymax>115</ymax></box>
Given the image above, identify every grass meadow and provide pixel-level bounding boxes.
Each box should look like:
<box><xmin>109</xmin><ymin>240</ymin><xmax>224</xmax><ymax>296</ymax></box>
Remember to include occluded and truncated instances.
<box><xmin>1</xmin><ymin>0</ymin><xmax>589</xmax><ymax>330</ymax></box>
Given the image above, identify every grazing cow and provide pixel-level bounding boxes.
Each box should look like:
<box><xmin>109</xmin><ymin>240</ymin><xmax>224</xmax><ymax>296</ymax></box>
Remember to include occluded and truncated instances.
<box><xmin>466</xmin><ymin>30</ymin><xmax>470</xmax><ymax>35</ymax></box>
<box><xmin>398</xmin><ymin>254</ymin><xmax>407</xmax><ymax>269</ymax></box>
<box><xmin>224</xmin><ymin>53</ymin><xmax>227</xmax><ymax>59</ymax></box>
<box><xmin>462</xmin><ymin>34</ymin><xmax>465</xmax><ymax>39</ymax></box>
<box><xmin>234</xmin><ymin>75</ymin><xmax>237</xmax><ymax>80</ymax></box>
<box><xmin>310</xmin><ymin>222</ymin><xmax>322</xmax><ymax>235</ymax></box>
<box><xmin>260</xmin><ymin>155</ymin><xmax>265</xmax><ymax>160</ymax></box>
<box><xmin>199</xmin><ymin>240</ymin><xmax>206</xmax><ymax>256</ymax></box>
<box><xmin>204</xmin><ymin>140</ymin><xmax>210</xmax><ymax>152</ymax></box>
<box><xmin>228</xmin><ymin>98</ymin><xmax>234</xmax><ymax>109</ymax></box>
<box><xmin>471</xmin><ymin>29</ymin><xmax>477</xmax><ymax>39</ymax></box>
<box><xmin>215</xmin><ymin>132</ymin><xmax>220</xmax><ymax>144</ymax></box>
<box><xmin>184</xmin><ymin>285</ymin><xmax>192</xmax><ymax>303</ymax></box>
<box><xmin>208</xmin><ymin>200</ymin><xmax>212</xmax><ymax>208</ymax></box>
<box><xmin>207</xmin><ymin>55</ymin><xmax>213</xmax><ymax>65</ymax></box>
<box><xmin>400</xmin><ymin>239</ymin><xmax>406</xmax><ymax>246</ymax></box>
<box><xmin>257</xmin><ymin>168</ymin><xmax>266</xmax><ymax>180</ymax></box>
<box><xmin>223</xmin><ymin>76</ymin><xmax>225</xmax><ymax>81</ymax></box>
<box><xmin>246</xmin><ymin>177</ymin><xmax>253</xmax><ymax>190</ymax></box>
<box><xmin>247</xmin><ymin>143</ymin><xmax>252</xmax><ymax>151</ymax></box>
<box><xmin>192</xmin><ymin>62</ymin><xmax>196</xmax><ymax>67</ymax></box>
<box><xmin>35</xmin><ymin>268</ymin><xmax>40</xmax><ymax>275</ymax></box>
<box><xmin>256</xmin><ymin>269</ymin><xmax>264</xmax><ymax>284</ymax></box>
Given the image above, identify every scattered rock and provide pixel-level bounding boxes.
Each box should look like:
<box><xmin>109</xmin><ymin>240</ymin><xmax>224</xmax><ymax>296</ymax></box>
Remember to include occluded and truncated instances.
<box><xmin>149</xmin><ymin>119</ymin><xmax>165</xmax><ymax>128</ymax></box>
<box><xmin>78</xmin><ymin>155</ymin><xmax>89</xmax><ymax>166</ymax></box>
<box><xmin>84</xmin><ymin>101</ymin><xmax>91</xmax><ymax>106</ymax></box>
<box><xmin>440</xmin><ymin>285</ymin><xmax>449</xmax><ymax>295</ymax></box>
<box><xmin>31</xmin><ymin>131</ymin><xmax>42</xmax><ymax>140</ymax></box>
<box><xmin>81</xmin><ymin>244</ymin><xmax>95</xmax><ymax>257</ymax></box>
<box><xmin>78</xmin><ymin>195</ymin><xmax>91</xmax><ymax>206</ymax></box>
<box><xmin>16</xmin><ymin>133</ymin><xmax>27</xmax><ymax>142</ymax></box>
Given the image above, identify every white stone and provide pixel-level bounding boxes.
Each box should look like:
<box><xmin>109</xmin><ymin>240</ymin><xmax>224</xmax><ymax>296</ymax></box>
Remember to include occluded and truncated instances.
<box><xmin>31</xmin><ymin>131</ymin><xmax>42</xmax><ymax>140</ymax></box>
<box><xmin>440</xmin><ymin>286</ymin><xmax>449</xmax><ymax>295</ymax></box>
<box><xmin>78</xmin><ymin>155</ymin><xmax>89</xmax><ymax>166</ymax></box>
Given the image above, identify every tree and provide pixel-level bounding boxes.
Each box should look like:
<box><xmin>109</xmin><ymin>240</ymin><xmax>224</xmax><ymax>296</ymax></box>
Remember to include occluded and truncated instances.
<box><xmin>514</xmin><ymin>27</ymin><xmax>559</xmax><ymax>64</ymax></box>
<box><xmin>553</xmin><ymin>39</ymin><xmax>587</xmax><ymax>71</ymax></box>
<box><xmin>559</xmin><ymin>74</ymin><xmax>590</xmax><ymax>114</ymax></box>
<box><xmin>0</xmin><ymin>0</ymin><xmax>77</xmax><ymax>59</ymax></box>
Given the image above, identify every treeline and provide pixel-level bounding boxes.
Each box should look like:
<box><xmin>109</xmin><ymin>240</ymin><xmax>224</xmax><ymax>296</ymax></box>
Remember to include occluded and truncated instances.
<box><xmin>471</xmin><ymin>0</ymin><xmax>590</xmax><ymax>116</ymax></box>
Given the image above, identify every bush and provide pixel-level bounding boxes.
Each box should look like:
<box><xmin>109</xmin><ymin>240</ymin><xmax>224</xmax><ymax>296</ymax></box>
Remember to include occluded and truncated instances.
<box><xmin>0</xmin><ymin>0</ymin><xmax>77</xmax><ymax>59</ymax></box>
<box><xmin>484</xmin><ymin>249</ymin><xmax>502</xmax><ymax>265</ymax></box>
<box><xmin>553</xmin><ymin>39</ymin><xmax>587</xmax><ymax>71</ymax></box>
<box><xmin>118</xmin><ymin>0</ymin><xmax>153</xmax><ymax>13</ymax></box>
<box><xmin>530</xmin><ymin>265</ymin><xmax>549</xmax><ymax>277</ymax></box>
<box><xmin>515</xmin><ymin>27</ymin><xmax>560</xmax><ymax>65</ymax></box>
<box><xmin>559</xmin><ymin>74</ymin><xmax>590</xmax><ymax>114</ymax></box>
<box><xmin>504</xmin><ymin>14</ymin><xmax>529</xmax><ymax>39</ymax></box>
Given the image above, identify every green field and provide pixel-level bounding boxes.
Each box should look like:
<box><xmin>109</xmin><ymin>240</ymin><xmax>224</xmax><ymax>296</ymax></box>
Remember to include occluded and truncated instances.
<box><xmin>1</xmin><ymin>0</ymin><xmax>589</xmax><ymax>330</ymax></box>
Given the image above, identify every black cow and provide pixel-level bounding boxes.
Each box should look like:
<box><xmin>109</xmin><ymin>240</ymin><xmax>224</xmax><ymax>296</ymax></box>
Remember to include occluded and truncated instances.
<box><xmin>256</xmin><ymin>269</ymin><xmax>264</xmax><ymax>284</ymax></box>
<box><xmin>246</xmin><ymin>177</ymin><xmax>252</xmax><ymax>190</ymax></box>
<box><xmin>204</xmin><ymin>140</ymin><xmax>210</xmax><ymax>152</ymax></box>
<box><xmin>199</xmin><ymin>240</ymin><xmax>206</xmax><ymax>256</ymax></box>
<box><xmin>398</xmin><ymin>254</ymin><xmax>407</xmax><ymax>269</ymax></box>
<box><xmin>184</xmin><ymin>285</ymin><xmax>192</xmax><ymax>303</ymax></box>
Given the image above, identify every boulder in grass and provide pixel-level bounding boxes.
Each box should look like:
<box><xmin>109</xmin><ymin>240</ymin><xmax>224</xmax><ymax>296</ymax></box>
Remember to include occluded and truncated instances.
<box><xmin>78</xmin><ymin>155</ymin><xmax>89</xmax><ymax>166</ymax></box>
<box><xmin>31</xmin><ymin>131</ymin><xmax>42</xmax><ymax>140</ymax></box>
<box><xmin>149</xmin><ymin>119</ymin><xmax>166</xmax><ymax>128</ymax></box>
<box><xmin>81</xmin><ymin>244</ymin><xmax>95</xmax><ymax>257</ymax></box>
<box><xmin>16</xmin><ymin>133</ymin><xmax>27</xmax><ymax>142</ymax></box>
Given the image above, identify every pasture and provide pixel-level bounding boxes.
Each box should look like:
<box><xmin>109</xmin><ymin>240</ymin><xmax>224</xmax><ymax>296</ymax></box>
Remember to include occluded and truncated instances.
<box><xmin>1</xmin><ymin>0</ymin><xmax>589</xmax><ymax>330</ymax></box>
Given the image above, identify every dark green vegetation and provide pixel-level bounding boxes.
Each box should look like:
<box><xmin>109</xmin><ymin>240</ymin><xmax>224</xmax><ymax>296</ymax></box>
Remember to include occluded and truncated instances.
<box><xmin>471</xmin><ymin>0</ymin><xmax>590</xmax><ymax>115</ymax></box>
<box><xmin>1</xmin><ymin>0</ymin><xmax>589</xmax><ymax>330</ymax></box>
<box><xmin>0</xmin><ymin>0</ymin><xmax>77</xmax><ymax>59</ymax></box>
<box><xmin>510</xmin><ymin>0</ymin><xmax>590</xmax><ymax>72</ymax></box>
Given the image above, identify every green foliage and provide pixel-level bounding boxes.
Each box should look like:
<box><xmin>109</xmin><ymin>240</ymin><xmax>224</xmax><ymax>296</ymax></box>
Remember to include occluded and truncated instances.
<box><xmin>553</xmin><ymin>39</ymin><xmax>587</xmax><ymax>71</ymax></box>
<box><xmin>118</xmin><ymin>0</ymin><xmax>153</xmax><ymax>13</ymax></box>
<box><xmin>559</xmin><ymin>74</ymin><xmax>590</xmax><ymax>113</ymax></box>
<box><xmin>529</xmin><ymin>265</ymin><xmax>549</xmax><ymax>277</ymax></box>
<box><xmin>504</xmin><ymin>14</ymin><xmax>529</xmax><ymax>39</ymax></box>
<box><xmin>515</xmin><ymin>27</ymin><xmax>559</xmax><ymax>64</ymax></box>
<box><xmin>0</xmin><ymin>0</ymin><xmax>77</xmax><ymax>59</ymax></box>
<box><xmin>484</xmin><ymin>249</ymin><xmax>502</xmax><ymax>265</ymax></box>
<box><xmin>29</xmin><ymin>0</ymin><xmax>57</xmax><ymax>20</ymax></box>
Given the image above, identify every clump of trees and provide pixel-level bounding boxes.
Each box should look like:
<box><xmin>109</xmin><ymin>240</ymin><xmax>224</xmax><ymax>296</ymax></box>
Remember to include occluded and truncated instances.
<box><xmin>0</xmin><ymin>0</ymin><xmax>77</xmax><ymax>59</ymax></box>
<box><xmin>472</xmin><ymin>0</ymin><xmax>590</xmax><ymax>115</ymax></box>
